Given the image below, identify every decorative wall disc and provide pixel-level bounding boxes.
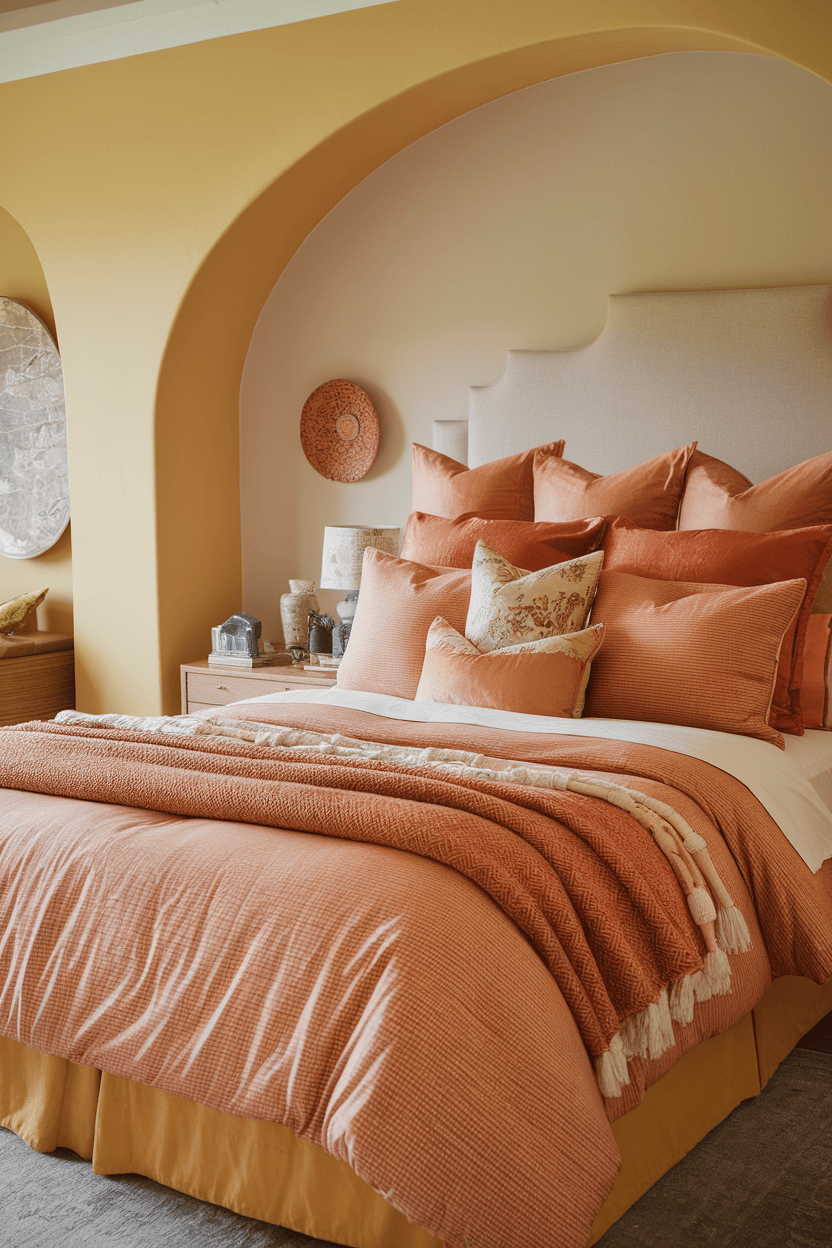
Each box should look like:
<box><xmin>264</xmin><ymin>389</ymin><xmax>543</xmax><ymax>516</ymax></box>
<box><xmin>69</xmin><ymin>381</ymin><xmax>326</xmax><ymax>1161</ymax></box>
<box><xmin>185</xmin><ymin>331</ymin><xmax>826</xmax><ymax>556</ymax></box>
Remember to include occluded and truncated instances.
<box><xmin>300</xmin><ymin>379</ymin><xmax>380</xmax><ymax>482</ymax></box>
<box><xmin>0</xmin><ymin>298</ymin><xmax>69</xmax><ymax>559</ymax></box>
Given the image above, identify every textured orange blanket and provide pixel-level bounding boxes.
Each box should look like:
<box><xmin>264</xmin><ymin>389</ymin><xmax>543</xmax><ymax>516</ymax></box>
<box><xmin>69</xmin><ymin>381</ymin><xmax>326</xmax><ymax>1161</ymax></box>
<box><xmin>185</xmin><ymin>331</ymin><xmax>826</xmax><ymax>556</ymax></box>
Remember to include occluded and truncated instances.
<box><xmin>1</xmin><ymin>719</ymin><xmax>731</xmax><ymax>1063</ymax></box>
<box><xmin>1</xmin><ymin>710</ymin><xmax>831</xmax><ymax>1248</ymax></box>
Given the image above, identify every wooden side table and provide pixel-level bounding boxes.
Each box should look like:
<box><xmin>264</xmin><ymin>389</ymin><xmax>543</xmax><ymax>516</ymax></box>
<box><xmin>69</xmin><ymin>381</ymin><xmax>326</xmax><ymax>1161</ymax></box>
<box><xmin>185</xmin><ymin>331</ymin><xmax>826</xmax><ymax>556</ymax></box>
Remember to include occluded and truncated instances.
<box><xmin>180</xmin><ymin>660</ymin><xmax>337</xmax><ymax>715</ymax></box>
<box><xmin>0</xmin><ymin>633</ymin><xmax>75</xmax><ymax>727</ymax></box>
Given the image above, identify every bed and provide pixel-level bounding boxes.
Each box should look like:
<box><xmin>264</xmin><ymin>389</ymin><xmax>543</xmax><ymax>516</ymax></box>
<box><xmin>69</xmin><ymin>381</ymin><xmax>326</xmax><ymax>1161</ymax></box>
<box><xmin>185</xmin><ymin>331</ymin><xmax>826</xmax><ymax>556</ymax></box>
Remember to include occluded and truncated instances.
<box><xmin>2</xmin><ymin>284</ymin><xmax>832</xmax><ymax>1248</ymax></box>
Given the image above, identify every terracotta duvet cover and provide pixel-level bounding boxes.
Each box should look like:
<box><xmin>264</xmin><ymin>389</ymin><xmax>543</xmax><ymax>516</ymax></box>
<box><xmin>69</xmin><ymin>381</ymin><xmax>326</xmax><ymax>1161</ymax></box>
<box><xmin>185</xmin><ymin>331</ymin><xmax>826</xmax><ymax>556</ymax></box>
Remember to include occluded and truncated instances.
<box><xmin>0</xmin><ymin>700</ymin><xmax>831</xmax><ymax>1248</ymax></box>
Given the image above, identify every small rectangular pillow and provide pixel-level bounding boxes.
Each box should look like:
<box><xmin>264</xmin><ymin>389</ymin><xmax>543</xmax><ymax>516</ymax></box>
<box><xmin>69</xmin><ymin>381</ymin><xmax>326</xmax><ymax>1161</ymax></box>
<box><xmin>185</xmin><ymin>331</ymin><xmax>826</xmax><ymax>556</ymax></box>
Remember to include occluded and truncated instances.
<box><xmin>466</xmin><ymin>542</ymin><xmax>604</xmax><ymax>653</ymax></box>
<box><xmin>416</xmin><ymin>616</ymin><xmax>604</xmax><ymax>718</ymax></box>
<box><xmin>584</xmin><ymin>570</ymin><xmax>808</xmax><ymax>747</ymax></box>
<box><xmin>602</xmin><ymin>518</ymin><xmax>832</xmax><ymax>735</ymax></box>
<box><xmin>400</xmin><ymin>512</ymin><xmax>608</xmax><ymax>570</ymax></box>
<box><xmin>533</xmin><ymin>444</ymin><xmax>697</xmax><ymax>530</ymax></box>
<box><xmin>412</xmin><ymin>440</ymin><xmax>564</xmax><ymax>522</ymax></box>
<box><xmin>802</xmin><ymin>615</ymin><xmax>832</xmax><ymax>730</ymax></box>
<box><xmin>337</xmin><ymin>549</ymin><xmax>471</xmax><ymax>699</ymax></box>
<box><xmin>678</xmin><ymin>449</ymin><xmax>832</xmax><ymax>532</ymax></box>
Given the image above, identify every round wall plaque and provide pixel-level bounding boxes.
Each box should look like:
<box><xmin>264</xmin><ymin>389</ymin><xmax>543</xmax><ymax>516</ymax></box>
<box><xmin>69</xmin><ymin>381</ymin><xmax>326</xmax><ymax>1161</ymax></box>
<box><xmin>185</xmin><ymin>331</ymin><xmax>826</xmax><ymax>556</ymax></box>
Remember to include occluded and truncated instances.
<box><xmin>300</xmin><ymin>379</ymin><xmax>380</xmax><ymax>483</ymax></box>
<box><xmin>0</xmin><ymin>298</ymin><xmax>69</xmax><ymax>559</ymax></box>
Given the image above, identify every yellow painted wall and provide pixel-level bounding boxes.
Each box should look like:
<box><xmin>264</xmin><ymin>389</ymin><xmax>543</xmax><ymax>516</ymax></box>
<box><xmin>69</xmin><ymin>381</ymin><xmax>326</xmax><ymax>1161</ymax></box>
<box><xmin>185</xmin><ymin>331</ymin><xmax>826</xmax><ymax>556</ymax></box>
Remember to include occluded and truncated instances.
<box><xmin>239</xmin><ymin>51</ymin><xmax>832</xmax><ymax>646</ymax></box>
<box><xmin>0</xmin><ymin>206</ymin><xmax>72</xmax><ymax>635</ymax></box>
<box><xmin>1</xmin><ymin>0</ymin><xmax>831</xmax><ymax>713</ymax></box>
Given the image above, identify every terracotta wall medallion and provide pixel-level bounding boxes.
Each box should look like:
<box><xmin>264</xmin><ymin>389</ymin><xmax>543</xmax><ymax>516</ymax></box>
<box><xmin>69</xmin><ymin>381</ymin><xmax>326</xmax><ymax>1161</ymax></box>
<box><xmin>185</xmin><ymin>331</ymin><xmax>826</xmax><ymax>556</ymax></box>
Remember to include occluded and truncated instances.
<box><xmin>300</xmin><ymin>379</ymin><xmax>380</xmax><ymax>482</ymax></box>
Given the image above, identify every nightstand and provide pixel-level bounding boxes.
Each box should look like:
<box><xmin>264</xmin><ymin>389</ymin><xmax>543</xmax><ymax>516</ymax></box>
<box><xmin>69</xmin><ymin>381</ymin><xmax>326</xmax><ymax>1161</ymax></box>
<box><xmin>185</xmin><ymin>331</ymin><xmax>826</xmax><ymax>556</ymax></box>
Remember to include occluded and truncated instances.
<box><xmin>0</xmin><ymin>633</ymin><xmax>75</xmax><ymax>726</ymax></box>
<box><xmin>180</xmin><ymin>659</ymin><xmax>337</xmax><ymax>715</ymax></box>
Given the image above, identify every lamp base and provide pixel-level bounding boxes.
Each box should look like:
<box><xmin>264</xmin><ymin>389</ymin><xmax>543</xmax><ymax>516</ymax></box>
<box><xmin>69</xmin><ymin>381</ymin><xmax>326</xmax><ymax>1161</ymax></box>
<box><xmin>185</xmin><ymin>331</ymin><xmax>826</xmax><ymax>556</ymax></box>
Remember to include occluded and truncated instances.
<box><xmin>332</xmin><ymin>590</ymin><xmax>359</xmax><ymax>657</ymax></box>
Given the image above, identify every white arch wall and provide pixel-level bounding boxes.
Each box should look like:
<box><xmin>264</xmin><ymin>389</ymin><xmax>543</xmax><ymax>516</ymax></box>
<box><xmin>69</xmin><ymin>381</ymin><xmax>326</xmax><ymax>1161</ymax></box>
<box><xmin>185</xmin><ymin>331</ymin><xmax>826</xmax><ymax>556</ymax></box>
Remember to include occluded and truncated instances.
<box><xmin>240</xmin><ymin>50</ymin><xmax>832</xmax><ymax>642</ymax></box>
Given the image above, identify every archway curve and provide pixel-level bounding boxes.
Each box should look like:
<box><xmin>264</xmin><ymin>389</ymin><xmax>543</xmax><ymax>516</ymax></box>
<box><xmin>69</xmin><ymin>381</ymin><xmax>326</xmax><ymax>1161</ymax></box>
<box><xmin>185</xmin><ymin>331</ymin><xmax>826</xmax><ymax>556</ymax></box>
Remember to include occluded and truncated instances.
<box><xmin>153</xmin><ymin>13</ymin><xmax>832</xmax><ymax>710</ymax></box>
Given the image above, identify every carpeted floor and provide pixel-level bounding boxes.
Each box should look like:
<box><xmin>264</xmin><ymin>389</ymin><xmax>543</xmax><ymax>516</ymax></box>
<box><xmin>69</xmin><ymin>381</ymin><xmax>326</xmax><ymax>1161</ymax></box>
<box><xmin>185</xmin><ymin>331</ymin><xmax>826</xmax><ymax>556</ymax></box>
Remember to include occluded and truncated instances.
<box><xmin>1</xmin><ymin>1042</ymin><xmax>830</xmax><ymax>1248</ymax></box>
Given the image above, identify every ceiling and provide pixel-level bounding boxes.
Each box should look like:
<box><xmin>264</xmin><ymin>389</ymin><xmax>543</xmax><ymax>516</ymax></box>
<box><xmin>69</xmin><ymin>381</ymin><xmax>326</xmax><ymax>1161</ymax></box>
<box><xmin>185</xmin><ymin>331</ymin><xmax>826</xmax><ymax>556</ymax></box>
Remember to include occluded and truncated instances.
<box><xmin>0</xmin><ymin>0</ymin><xmax>399</xmax><ymax>83</ymax></box>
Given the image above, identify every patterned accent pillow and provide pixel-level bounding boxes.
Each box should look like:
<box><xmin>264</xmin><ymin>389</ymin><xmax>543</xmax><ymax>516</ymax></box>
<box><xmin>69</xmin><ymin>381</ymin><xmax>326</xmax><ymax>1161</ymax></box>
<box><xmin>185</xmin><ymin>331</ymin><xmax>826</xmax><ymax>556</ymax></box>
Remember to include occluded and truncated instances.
<box><xmin>466</xmin><ymin>542</ymin><xmax>604</xmax><ymax>653</ymax></box>
<box><xmin>417</xmin><ymin>616</ymin><xmax>604</xmax><ymax>718</ymax></box>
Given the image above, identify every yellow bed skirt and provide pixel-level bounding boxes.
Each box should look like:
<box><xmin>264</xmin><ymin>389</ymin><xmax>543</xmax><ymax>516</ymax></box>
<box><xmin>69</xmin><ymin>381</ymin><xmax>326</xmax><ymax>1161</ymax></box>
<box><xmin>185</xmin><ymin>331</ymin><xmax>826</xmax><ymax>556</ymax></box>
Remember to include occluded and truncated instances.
<box><xmin>1</xmin><ymin>975</ymin><xmax>830</xmax><ymax>1248</ymax></box>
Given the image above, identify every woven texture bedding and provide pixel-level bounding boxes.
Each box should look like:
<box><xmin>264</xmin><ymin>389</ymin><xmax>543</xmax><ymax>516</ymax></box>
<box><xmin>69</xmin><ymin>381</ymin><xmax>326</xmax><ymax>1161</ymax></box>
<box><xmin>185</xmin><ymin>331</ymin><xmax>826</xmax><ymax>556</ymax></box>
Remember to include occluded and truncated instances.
<box><xmin>1</xmin><ymin>708</ymin><xmax>831</xmax><ymax>1248</ymax></box>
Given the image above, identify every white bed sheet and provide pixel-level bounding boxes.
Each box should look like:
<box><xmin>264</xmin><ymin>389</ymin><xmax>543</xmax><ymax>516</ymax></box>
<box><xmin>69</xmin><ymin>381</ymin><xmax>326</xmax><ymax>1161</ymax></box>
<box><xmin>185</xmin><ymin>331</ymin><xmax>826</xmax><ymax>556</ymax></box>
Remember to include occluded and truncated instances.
<box><xmin>228</xmin><ymin>687</ymin><xmax>832</xmax><ymax>873</ymax></box>
<box><xmin>784</xmin><ymin>729</ymin><xmax>832</xmax><ymax>819</ymax></box>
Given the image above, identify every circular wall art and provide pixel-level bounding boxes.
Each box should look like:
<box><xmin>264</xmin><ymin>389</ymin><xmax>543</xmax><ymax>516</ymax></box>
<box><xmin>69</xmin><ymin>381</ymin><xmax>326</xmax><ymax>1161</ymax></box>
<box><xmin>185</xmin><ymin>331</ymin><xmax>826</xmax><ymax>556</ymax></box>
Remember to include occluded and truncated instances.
<box><xmin>0</xmin><ymin>298</ymin><xmax>69</xmax><ymax>559</ymax></box>
<box><xmin>300</xmin><ymin>379</ymin><xmax>380</xmax><ymax>483</ymax></box>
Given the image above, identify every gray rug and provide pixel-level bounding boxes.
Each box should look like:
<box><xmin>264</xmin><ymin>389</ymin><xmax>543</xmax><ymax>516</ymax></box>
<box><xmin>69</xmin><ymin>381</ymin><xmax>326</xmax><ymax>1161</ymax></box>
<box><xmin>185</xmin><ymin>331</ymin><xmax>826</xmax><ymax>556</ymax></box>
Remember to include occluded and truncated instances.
<box><xmin>0</xmin><ymin>1048</ymin><xmax>830</xmax><ymax>1248</ymax></box>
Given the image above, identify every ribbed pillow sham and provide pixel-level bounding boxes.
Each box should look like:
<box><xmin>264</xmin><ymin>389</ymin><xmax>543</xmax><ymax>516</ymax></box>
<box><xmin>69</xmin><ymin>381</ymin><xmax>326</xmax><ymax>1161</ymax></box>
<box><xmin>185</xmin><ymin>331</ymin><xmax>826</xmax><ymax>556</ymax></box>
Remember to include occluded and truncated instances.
<box><xmin>602</xmin><ymin>518</ymin><xmax>832</xmax><ymax>735</ymax></box>
<box><xmin>416</xmin><ymin>617</ymin><xmax>604</xmax><ymax>718</ymax></box>
<box><xmin>584</xmin><ymin>571</ymin><xmax>807</xmax><ymax>747</ymax></box>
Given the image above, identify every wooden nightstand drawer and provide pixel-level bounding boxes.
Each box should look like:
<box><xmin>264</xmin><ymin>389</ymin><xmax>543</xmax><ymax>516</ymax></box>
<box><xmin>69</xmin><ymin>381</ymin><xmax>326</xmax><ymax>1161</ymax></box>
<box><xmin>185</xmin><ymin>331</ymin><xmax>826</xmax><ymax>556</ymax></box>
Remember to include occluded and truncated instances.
<box><xmin>180</xmin><ymin>661</ymin><xmax>337</xmax><ymax>715</ymax></box>
<box><xmin>187</xmin><ymin>671</ymin><xmax>273</xmax><ymax>706</ymax></box>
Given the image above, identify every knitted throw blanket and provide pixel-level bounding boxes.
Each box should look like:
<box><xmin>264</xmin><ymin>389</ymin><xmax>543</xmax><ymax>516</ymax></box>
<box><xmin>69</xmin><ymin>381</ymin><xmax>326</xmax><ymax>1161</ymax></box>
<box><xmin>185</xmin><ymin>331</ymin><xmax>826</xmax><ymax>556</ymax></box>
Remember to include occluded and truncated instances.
<box><xmin>2</xmin><ymin>713</ymin><xmax>750</xmax><ymax>1099</ymax></box>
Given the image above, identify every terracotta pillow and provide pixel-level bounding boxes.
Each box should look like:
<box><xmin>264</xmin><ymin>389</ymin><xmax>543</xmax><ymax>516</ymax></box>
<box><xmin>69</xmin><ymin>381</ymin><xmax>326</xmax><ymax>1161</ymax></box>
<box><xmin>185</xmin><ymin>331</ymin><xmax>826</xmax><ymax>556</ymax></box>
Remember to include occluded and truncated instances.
<box><xmin>466</xmin><ymin>543</ymin><xmax>604</xmax><ymax>654</ymax></box>
<box><xmin>411</xmin><ymin>440</ymin><xmax>565</xmax><ymax>522</ymax></box>
<box><xmin>337</xmin><ymin>549</ymin><xmax>471</xmax><ymax>699</ymax></box>
<box><xmin>584</xmin><ymin>570</ymin><xmax>807</xmax><ymax>747</ymax></box>
<box><xmin>679</xmin><ymin>449</ymin><xmax>832</xmax><ymax>532</ymax></box>
<box><xmin>602</xmin><ymin>518</ymin><xmax>832</xmax><ymax>735</ymax></box>
<box><xmin>416</xmin><ymin>616</ymin><xmax>604</xmax><ymax>718</ymax></box>
<box><xmin>533</xmin><ymin>444</ymin><xmax>697</xmax><ymax>530</ymax></box>
<box><xmin>802</xmin><ymin>615</ymin><xmax>832</xmax><ymax>730</ymax></box>
<box><xmin>400</xmin><ymin>512</ymin><xmax>607</xmax><ymax>570</ymax></box>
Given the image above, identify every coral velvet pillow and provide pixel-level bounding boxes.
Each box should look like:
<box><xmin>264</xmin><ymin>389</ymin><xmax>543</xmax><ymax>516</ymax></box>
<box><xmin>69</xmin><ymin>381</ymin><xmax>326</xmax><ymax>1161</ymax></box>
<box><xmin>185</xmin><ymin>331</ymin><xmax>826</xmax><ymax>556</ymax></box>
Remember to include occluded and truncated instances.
<box><xmin>411</xmin><ymin>441</ymin><xmax>564</xmax><ymax>522</ymax></box>
<box><xmin>466</xmin><ymin>543</ymin><xmax>604</xmax><ymax>653</ymax></box>
<box><xmin>602</xmin><ymin>518</ymin><xmax>832</xmax><ymax>735</ymax></box>
<box><xmin>802</xmin><ymin>615</ymin><xmax>832</xmax><ymax>730</ymax></box>
<box><xmin>337</xmin><ymin>550</ymin><xmax>471</xmax><ymax>699</ymax></box>
<box><xmin>416</xmin><ymin>617</ymin><xmax>604</xmax><ymax>718</ymax></box>
<box><xmin>533</xmin><ymin>444</ymin><xmax>697</xmax><ymax>530</ymax></box>
<box><xmin>584</xmin><ymin>570</ymin><xmax>808</xmax><ymax>747</ymax></box>
<box><xmin>678</xmin><ymin>449</ymin><xmax>832</xmax><ymax>533</ymax></box>
<box><xmin>678</xmin><ymin>449</ymin><xmax>832</xmax><ymax>618</ymax></box>
<box><xmin>400</xmin><ymin>512</ymin><xmax>607</xmax><ymax>570</ymax></box>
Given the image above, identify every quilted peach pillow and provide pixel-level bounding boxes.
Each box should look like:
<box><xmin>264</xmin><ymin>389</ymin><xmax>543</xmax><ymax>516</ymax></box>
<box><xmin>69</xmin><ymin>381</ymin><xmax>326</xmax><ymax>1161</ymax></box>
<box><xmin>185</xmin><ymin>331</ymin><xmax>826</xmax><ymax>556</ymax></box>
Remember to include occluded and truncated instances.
<box><xmin>412</xmin><ymin>440</ymin><xmax>565</xmax><ymax>522</ymax></box>
<box><xmin>416</xmin><ymin>617</ymin><xmax>605</xmax><ymax>717</ymax></box>
<box><xmin>400</xmin><ymin>512</ymin><xmax>607</xmax><ymax>570</ymax></box>
<box><xmin>533</xmin><ymin>444</ymin><xmax>697</xmax><ymax>530</ymax></box>
<box><xmin>802</xmin><ymin>615</ymin><xmax>832</xmax><ymax>730</ymax></box>
<box><xmin>602</xmin><ymin>518</ymin><xmax>832</xmax><ymax>735</ymax></box>
<box><xmin>584</xmin><ymin>570</ymin><xmax>808</xmax><ymax>747</ymax></box>
<box><xmin>466</xmin><ymin>542</ymin><xmax>604</xmax><ymax>653</ymax></box>
<box><xmin>337</xmin><ymin>549</ymin><xmax>471</xmax><ymax>699</ymax></box>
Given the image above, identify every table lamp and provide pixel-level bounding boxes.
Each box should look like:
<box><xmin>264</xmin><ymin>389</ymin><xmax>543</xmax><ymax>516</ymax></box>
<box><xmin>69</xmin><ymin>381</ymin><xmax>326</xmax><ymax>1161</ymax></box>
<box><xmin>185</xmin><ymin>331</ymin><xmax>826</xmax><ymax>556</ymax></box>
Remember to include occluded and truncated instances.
<box><xmin>320</xmin><ymin>525</ymin><xmax>400</xmax><ymax>655</ymax></box>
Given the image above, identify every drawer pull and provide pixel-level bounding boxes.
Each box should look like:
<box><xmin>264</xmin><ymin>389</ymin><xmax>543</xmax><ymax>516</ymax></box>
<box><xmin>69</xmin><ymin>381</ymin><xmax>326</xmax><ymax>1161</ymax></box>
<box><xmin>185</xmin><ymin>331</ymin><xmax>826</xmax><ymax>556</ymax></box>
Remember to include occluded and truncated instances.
<box><xmin>217</xmin><ymin>684</ymin><xmax>228</xmax><ymax>691</ymax></box>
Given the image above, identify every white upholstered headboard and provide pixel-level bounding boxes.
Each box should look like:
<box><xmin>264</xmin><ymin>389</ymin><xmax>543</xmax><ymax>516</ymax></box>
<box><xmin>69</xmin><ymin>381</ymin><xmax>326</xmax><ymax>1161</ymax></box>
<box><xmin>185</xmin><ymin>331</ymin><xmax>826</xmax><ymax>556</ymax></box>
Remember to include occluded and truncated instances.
<box><xmin>433</xmin><ymin>285</ymin><xmax>832</xmax><ymax>481</ymax></box>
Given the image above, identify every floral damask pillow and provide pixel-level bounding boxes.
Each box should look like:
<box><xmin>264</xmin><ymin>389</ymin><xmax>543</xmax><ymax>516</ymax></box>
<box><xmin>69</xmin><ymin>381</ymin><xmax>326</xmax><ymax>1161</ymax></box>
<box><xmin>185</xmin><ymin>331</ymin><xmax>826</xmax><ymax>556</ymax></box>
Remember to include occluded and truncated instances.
<box><xmin>465</xmin><ymin>541</ymin><xmax>604</xmax><ymax>652</ymax></box>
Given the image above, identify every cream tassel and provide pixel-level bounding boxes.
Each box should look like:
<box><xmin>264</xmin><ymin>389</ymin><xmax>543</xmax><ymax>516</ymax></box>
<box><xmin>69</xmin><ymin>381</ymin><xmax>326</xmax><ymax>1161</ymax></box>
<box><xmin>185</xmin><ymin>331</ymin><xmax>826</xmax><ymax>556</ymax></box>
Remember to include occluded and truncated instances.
<box><xmin>702</xmin><ymin>947</ymin><xmax>732</xmax><ymax>997</ymax></box>
<box><xmin>669</xmin><ymin>972</ymin><xmax>696</xmax><ymax>1025</ymax></box>
<box><xmin>596</xmin><ymin>1033</ymin><xmax>630</xmax><ymax>1099</ymax></box>
<box><xmin>687</xmin><ymin>886</ymin><xmax>717</xmax><ymax>926</ymax></box>
<box><xmin>715</xmin><ymin>904</ymin><xmax>752</xmax><ymax>955</ymax></box>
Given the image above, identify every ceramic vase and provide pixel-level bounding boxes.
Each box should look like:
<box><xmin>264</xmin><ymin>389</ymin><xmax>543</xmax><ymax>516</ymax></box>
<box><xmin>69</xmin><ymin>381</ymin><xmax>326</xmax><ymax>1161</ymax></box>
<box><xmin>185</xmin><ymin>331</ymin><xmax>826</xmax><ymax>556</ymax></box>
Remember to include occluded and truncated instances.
<box><xmin>280</xmin><ymin>580</ymin><xmax>319</xmax><ymax>652</ymax></box>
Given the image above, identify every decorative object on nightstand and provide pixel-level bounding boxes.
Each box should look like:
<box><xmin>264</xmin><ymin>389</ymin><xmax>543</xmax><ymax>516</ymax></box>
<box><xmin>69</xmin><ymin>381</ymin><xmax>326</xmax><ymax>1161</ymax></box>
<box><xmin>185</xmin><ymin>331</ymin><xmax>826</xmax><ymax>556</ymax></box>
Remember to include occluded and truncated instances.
<box><xmin>308</xmin><ymin>610</ymin><xmax>336</xmax><ymax>664</ymax></box>
<box><xmin>0</xmin><ymin>587</ymin><xmax>49</xmax><ymax>634</ymax></box>
<box><xmin>319</xmin><ymin>525</ymin><xmax>400</xmax><ymax>655</ymax></box>
<box><xmin>279</xmin><ymin>580</ymin><xmax>319</xmax><ymax>654</ymax></box>
<box><xmin>0</xmin><ymin>299</ymin><xmax>69</xmax><ymax>559</ymax></box>
<box><xmin>209</xmin><ymin>612</ymin><xmax>287</xmax><ymax>667</ymax></box>
<box><xmin>300</xmin><ymin>380</ymin><xmax>381</xmax><ymax>482</ymax></box>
